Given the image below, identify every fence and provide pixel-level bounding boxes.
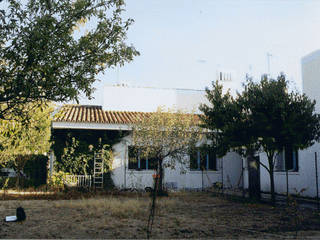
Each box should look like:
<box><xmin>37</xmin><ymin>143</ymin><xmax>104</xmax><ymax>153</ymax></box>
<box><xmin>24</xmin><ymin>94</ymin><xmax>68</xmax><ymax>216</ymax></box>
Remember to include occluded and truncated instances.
<box><xmin>64</xmin><ymin>175</ymin><xmax>92</xmax><ymax>188</ymax></box>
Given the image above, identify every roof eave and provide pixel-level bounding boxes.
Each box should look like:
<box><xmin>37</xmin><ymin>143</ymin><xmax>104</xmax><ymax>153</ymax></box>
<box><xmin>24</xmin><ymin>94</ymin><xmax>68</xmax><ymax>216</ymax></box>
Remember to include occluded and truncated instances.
<box><xmin>52</xmin><ymin>121</ymin><xmax>132</xmax><ymax>131</ymax></box>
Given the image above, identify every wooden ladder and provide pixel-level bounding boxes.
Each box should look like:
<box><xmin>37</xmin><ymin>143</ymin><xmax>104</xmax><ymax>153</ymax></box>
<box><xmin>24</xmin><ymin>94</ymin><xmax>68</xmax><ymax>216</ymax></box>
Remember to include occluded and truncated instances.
<box><xmin>94</xmin><ymin>151</ymin><xmax>104</xmax><ymax>189</ymax></box>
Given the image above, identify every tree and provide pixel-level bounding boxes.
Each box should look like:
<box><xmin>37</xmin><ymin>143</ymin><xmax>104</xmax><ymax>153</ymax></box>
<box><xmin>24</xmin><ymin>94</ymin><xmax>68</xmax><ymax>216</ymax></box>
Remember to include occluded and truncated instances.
<box><xmin>200</xmin><ymin>74</ymin><xmax>320</xmax><ymax>203</ymax></box>
<box><xmin>132</xmin><ymin>107</ymin><xmax>202</xmax><ymax>238</ymax></box>
<box><xmin>0</xmin><ymin>102</ymin><xmax>53</xmax><ymax>186</ymax></box>
<box><xmin>132</xmin><ymin>107</ymin><xmax>202</xmax><ymax>194</ymax></box>
<box><xmin>0</xmin><ymin>0</ymin><xmax>139</xmax><ymax>120</ymax></box>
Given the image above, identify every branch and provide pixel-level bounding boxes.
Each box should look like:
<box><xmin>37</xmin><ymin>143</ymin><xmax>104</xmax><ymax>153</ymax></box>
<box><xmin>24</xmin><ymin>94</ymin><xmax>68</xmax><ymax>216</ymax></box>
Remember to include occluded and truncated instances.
<box><xmin>259</xmin><ymin>161</ymin><xmax>270</xmax><ymax>173</ymax></box>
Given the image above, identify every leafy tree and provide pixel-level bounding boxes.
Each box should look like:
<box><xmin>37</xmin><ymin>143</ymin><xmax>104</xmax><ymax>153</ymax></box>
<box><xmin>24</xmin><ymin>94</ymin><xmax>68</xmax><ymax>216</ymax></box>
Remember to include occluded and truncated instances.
<box><xmin>0</xmin><ymin>102</ymin><xmax>53</xmax><ymax>186</ymax></box>
<box><xmin>0</xmin><ymin>0</ymin><xmax>139</xmax><ymax>119</ymax></box>
<box><xmin>241</xmin><ymin>74</ymin><xmax>320</xmax><ymax>202</ymax></box>
<box><xmin>132</xmin><ymin>107</ymin><xmax>202</xmax><ymax>194</ymax></box>
<box><xmin>200</xmin><ymin>74</ymin><xmax>320</xmax><ymax>203</ymax></box>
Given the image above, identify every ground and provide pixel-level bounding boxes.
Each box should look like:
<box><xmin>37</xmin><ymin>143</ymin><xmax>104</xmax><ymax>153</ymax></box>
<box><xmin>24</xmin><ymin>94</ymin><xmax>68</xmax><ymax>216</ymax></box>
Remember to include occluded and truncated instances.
<box><xmin>0</xmin><ymin>191</ymin><xmax>319</xmax><ymax>239</ymax></box>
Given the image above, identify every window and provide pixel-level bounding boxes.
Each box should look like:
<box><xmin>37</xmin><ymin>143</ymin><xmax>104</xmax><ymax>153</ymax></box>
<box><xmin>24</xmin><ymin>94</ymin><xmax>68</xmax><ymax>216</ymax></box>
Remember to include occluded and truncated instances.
<box><xmin>128</xmin><ymin>146</ymin><xmax>158</xmax><ymax>170</ymax></box>
<box><xmin>190</xmin><ymin>148</ymin><xmax>218</xmax><ymax>171</ymax></box>
<box><xmin>128</xmin><ymin>146</ymin><xmax>139</xmax><ymax>169</ymax></box>
<box><xmin>275</xmin><ymin>146</ymin><xmax>298</xmax><ymax>172</ymax></box>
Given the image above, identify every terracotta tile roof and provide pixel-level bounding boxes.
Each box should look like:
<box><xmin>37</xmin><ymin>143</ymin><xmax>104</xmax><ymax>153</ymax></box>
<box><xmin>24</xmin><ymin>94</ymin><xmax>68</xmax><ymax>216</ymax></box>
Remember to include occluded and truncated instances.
<box><xmin>53</xmin><ymin>105</ymin><xmax>152</xmax><ymax>124</ymax></box>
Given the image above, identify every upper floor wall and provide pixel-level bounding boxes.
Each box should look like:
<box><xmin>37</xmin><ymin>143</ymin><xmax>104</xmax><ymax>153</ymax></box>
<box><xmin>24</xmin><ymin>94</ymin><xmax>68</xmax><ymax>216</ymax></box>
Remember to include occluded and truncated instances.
<box><xmin>302</xmin><ymin>50</ymin><xmax>320</xmax><ymax>113</ymax></box>
<box><xmin>102</xmin><ymin>85</ymin><xmax>209</xmax><ymax>113</ymax></box>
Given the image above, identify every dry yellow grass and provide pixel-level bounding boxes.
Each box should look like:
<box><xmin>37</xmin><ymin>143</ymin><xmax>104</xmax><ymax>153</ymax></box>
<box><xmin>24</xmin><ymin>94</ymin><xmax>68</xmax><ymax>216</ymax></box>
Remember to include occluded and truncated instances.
<box><xmin>53</xmin><ymin>196</ymin><xmax>177</xmax><ymax>219</ymax></box>
<box><xmin>0</xmin><ymin>192</ymin><xmax>319</xmax><ymax>239</ymax></box>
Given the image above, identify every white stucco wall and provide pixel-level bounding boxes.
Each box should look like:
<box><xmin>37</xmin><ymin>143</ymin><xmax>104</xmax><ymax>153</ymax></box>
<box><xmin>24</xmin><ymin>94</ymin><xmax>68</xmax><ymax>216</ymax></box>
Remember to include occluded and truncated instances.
<box><xmin>110</xmin><ymin>135</ymin><xmax>242</xmax><ymax>190</ymax></box>
<box><xmin>103</xmin><ymin>85</ymin><xmax>209</xmax><ymax>113</ymax></box>
<box><xmin>259</xmin><ymin>147</ymin><xmax>320</xmax><ymax>197</ymax></box>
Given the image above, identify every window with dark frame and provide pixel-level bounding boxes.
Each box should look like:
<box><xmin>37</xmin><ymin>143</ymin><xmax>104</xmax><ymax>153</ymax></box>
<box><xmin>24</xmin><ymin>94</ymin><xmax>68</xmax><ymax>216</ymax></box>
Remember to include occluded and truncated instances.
<box><xmin>190</xmin><ymin>148</ymin><xmax>218</xmax><ymax>171</ymax></box>
<box><xmin>128</xmin><ymin>146</ymin><xmax>139</xmax><ymax>169</ymax></box>
<box><xmin>274</xmin><ymin>146</ymin><xmax>298</xmax><ymax>172</ymax></box>
<box><xmin>128</xmin><ymin>146</ymin><xmax>158</xmax><ymax>170</ymax></box>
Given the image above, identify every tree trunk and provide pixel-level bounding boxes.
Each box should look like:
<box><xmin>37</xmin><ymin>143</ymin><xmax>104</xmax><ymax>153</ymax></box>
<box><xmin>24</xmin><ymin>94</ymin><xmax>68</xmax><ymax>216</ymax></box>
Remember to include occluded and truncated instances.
<box><xmin>158</xmin><ymin>159</ymin><xmax>164</xmax><ymax>194</ymax></box>
<box><xmin>268</xmin><ymin>158</ymin><xmax>276</xmax><ymax>204</ymax></box>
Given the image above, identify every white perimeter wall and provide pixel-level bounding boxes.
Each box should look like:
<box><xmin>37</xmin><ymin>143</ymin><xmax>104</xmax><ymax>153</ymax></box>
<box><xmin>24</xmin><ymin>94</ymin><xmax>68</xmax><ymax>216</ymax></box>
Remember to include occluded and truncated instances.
<box><xmin>111</xmin><ymin>135</ymin><xmax>243</xmax><ymax>190</ymax></box>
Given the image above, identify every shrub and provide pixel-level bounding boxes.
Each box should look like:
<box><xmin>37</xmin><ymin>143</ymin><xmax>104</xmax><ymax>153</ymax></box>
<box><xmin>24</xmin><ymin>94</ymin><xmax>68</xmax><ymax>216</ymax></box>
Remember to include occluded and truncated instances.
<box><xmin>48</xmin><ymin>171</ymin><xmax>69</xmax><ymax>188</ymax></box>
<box><xmin>23</xmin><ymin>155</ymin><xmax>48</xmax><ymax>187</ymax></box>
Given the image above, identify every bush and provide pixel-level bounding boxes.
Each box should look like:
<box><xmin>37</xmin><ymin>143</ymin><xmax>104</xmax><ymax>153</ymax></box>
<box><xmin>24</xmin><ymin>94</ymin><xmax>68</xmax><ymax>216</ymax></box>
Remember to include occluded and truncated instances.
<box><xmin>48</xmin><ymin>171</ymin><xmax>69</xmax><ymax>188</ymax></box>
<box><xmin>23</xmin><ymin>155</ymin><xmax>48</xmax><ymax>187</ymax></box>
<box><xmin>0</xmin><ymin>176</ymin><xmax>35</xmax><ymax>189</ymax></box>
<box><xmin>0</xmin><ymin>177</ymin><xmax>16</xmax><ymax>189</ymax></box>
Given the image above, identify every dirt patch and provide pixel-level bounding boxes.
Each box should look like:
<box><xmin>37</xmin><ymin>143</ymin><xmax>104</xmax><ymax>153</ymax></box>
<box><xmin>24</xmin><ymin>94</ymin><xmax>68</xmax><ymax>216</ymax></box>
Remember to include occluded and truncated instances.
<box><xmin>0</xmin><ymin>192</ymin><xmax>319</xmax><ymax>239</ymax></box>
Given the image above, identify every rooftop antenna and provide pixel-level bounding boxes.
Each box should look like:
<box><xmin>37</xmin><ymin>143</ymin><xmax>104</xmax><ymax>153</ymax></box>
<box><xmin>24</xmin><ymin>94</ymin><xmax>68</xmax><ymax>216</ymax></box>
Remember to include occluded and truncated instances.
<box><xmin>267</xmin><ymin>52</ymin><xmax>272</xmax><ymax>77</ymax></box>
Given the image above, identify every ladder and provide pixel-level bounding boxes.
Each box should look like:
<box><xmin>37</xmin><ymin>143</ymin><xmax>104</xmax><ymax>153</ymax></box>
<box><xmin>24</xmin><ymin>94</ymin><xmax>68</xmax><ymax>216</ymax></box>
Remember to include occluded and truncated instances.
<box><xmin>93</xmin><ymin>151</ymin><xmax>104</xmax><ymax>189</ymax></box>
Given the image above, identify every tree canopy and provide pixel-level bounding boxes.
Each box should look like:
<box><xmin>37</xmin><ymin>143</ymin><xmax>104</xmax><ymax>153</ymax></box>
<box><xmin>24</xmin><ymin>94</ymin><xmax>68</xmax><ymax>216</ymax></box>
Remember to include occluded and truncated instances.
<box><xmin>200</xmin><ymin>74</ymin><xmax>320</xmax><ymax>202</ymax></box>
<box><xmin>0</xmin><ymin>0</ymin><xmax>139</xmax><ymax>119</ymax></box>
<box><xmin>132</xmin><ymin>107</ymin><xmax>203</xmax><ymax>191</ymax></box>
<box><xmin>0</xmin><ymin>102</ymin><xmax>53</xmax><ymax>163</ymax></box>
<box><xmin>0</xmin><ymin>102</ymin><xmax>53</xmax><ymax>187</ymax></box>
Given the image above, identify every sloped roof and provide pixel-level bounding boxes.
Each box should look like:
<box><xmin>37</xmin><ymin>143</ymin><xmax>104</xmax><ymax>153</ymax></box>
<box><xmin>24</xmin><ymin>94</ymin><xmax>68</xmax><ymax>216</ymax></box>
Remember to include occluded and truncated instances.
<box><xmin>53</xmin><ymin>105</ymin><xmax>152</xmax><ymax>124</ymax></box>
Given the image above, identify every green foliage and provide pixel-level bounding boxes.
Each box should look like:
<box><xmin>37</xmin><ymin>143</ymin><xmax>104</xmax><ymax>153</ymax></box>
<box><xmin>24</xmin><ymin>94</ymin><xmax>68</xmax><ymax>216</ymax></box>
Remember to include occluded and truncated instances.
<box><xmin>240</xmin><ymin>74</ymin><xmax>320</xmax><ymax>160</ymax></box>
<box><xmin>48</xmin><ymin>171</ymin><xmax>69</xmax><ymax>188</ymax></box>
<box><xmin>0</xmin><ymin>102</ymin><xmax>52</xmax><ymax>175</ymax></box>
<box><xmin>0</xmin><ymin>0</ymin><xmax>139</xmax><ymax>120</ymax></box>
<box><xmin>199</xmin><ymin>80</ymin><xmax>259</xmax><ymax>158</ymax></box>
<box><xmin>0</xmin><ymin>177</ymin><xmax>19</xmax><ymax>189</ymax></box>
<box><xmin>51</xmin><ymin>129</ymin><xmax>123</xmax><ymax>175</ymax></box>
<box><xmin>0</xmin><ymin>102</ymin><xmax>53</xmax><ymax>160</ymax></box>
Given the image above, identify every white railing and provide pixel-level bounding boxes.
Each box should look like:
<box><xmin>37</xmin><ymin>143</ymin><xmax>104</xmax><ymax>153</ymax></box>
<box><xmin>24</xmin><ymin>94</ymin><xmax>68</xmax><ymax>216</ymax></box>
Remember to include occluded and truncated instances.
<box><xmin>64</xmin><ymin>175</ymin><xmax>92</xmax><ymax>187</ymax></box>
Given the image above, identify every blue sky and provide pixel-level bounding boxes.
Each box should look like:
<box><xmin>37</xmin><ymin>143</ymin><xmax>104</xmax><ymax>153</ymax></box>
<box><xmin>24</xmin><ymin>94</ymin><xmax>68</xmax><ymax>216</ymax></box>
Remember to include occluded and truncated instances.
<box><xmin>81</xmin><ymin>0</ymin><xmax>320</xmax><ymax>105</ymax></box>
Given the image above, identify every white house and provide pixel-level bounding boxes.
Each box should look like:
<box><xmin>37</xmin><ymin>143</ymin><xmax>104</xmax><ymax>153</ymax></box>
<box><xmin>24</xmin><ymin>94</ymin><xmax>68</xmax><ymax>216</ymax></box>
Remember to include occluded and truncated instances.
<box><xmin>51</xmin><ymin>86</ymin><xmax>243</xmax><ymax>190</ymax></box>
<box><xmin>51</xmin><ymin>62</ymin><xmax>320</xmax><ymax>197</ymax></box>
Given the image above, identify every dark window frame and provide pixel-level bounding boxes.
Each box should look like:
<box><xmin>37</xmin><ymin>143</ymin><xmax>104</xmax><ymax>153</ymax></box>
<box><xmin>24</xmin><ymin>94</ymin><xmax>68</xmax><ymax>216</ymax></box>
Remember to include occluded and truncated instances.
<box><xmin>190</xmin><ymin>148</ymin><xmax>218</xmax><ymax>171</ymax></box>
<box><xmin>274</xmin><ymin>146</ymin><xmax>299</xmax><ymax>172</ymax></box>
<box><xmin>128</xmin><ymin>146</ymin><xmax>157</xmax><ymax>170</ymax></box>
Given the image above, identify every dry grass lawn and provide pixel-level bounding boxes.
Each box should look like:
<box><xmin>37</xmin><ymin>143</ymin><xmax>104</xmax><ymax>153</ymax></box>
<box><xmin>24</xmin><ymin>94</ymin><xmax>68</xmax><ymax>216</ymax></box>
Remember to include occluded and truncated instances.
<box><xmin>0</xmin><ymin>192</ymin><xmax>319</xmax><ymax>239</ymax></box>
